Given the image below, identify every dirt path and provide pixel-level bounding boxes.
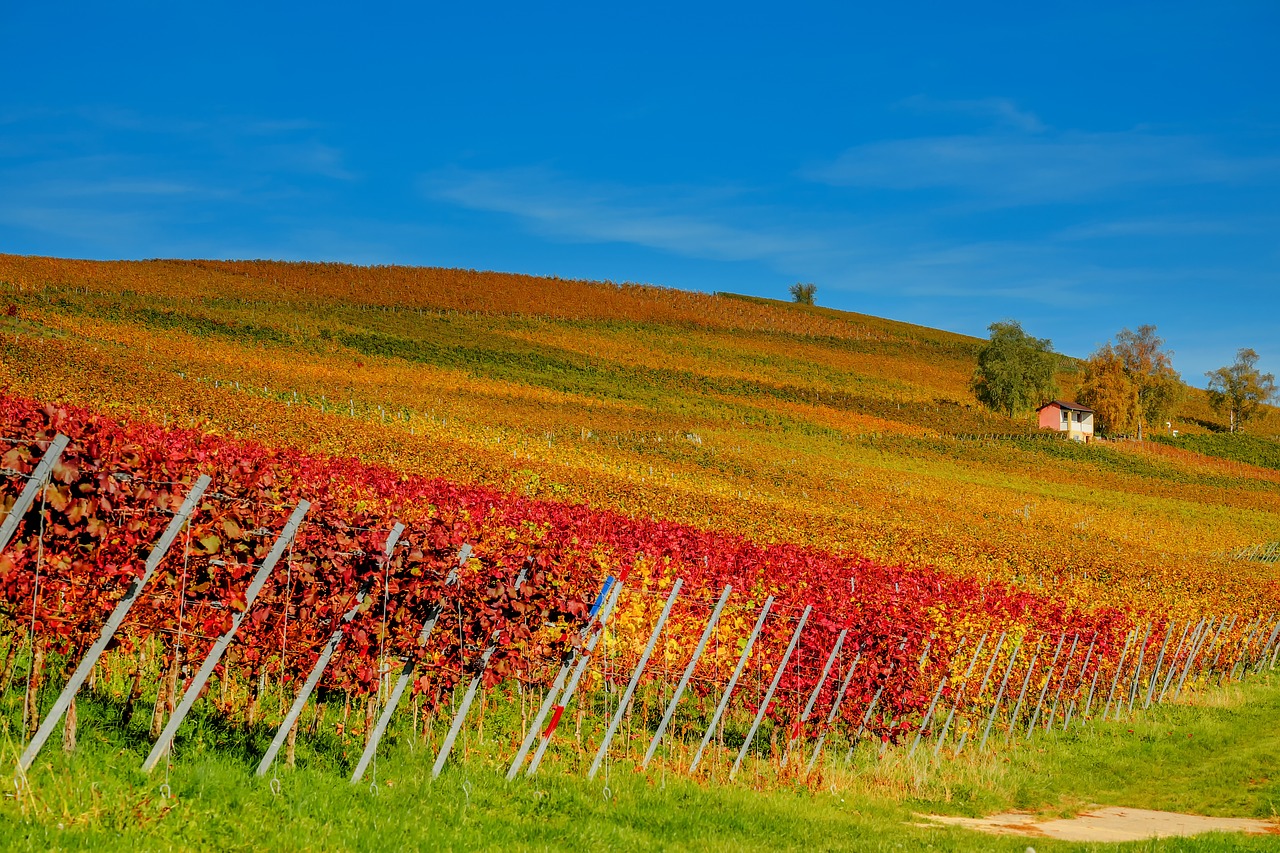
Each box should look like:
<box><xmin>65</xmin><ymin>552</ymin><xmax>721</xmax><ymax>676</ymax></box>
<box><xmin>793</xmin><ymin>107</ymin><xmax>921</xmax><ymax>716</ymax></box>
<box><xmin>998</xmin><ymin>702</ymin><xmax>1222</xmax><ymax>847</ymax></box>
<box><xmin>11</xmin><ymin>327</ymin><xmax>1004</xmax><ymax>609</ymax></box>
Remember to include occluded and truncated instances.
<box><xmin>920</xmin><ymin>806</ymin><xmax>1279</xmax><ymax>843</ymax></box>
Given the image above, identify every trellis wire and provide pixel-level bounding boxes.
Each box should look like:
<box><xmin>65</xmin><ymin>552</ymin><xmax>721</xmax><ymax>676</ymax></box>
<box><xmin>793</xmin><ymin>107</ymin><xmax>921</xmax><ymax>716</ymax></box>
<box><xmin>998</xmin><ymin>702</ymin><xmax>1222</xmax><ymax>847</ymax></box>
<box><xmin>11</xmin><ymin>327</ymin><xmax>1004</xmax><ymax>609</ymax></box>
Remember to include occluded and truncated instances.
<box><xmin>19</xmin><ymin>474</ymin><xmax>211</xmax><ymax>772</ymax></box>
<box><xmin>690</xmin><ymin>595</ymin><xmax>773</xmax><ymax>774</ymax></box>
<box><xmin>142</xmin><ymin>500</ymin><xmax>310</xmax><ymax>773</ymax></box>
<box><xmin>257</xmin><ymin>522</ymin><xmax>404</xmax><ymax>778</ymax></box>
<box><xmin>588</xmin><ymin>579</ymin><xmax>682</xmax><ymax>780</ymax></box>
<box><xmin>730</xmin><ymin>604</ymin><xmax>811</xmax><ymax>780</ymax></box>
<box><xmin>641</xmin><ymin>584</ymin><xmax>732</xmax><ymax>771</ymax></box>
<box><xmin>350</xmin><ymin>543</ymin><xmax>471</xmax><ymax>784</ymax></box>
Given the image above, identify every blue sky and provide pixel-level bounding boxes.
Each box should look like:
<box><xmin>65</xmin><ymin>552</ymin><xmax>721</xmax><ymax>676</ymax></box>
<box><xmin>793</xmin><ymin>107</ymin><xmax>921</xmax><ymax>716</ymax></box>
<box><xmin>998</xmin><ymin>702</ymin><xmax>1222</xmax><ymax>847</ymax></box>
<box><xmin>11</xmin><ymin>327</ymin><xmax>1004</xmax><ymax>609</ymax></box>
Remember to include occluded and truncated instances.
<box><xmin>2</xmin><ymin>1</ymin><xmax>1277</xmax><ymax>383</ymax></box>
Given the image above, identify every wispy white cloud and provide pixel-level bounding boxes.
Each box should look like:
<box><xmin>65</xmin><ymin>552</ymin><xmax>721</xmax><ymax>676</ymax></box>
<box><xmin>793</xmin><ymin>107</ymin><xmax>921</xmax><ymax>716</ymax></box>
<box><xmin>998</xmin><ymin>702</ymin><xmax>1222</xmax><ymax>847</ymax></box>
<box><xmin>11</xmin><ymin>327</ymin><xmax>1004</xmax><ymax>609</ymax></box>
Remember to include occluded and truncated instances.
<box><xmin>425</xmin><ymin>167</ymin><xmax>823</xmax><ymax>263</ymax></box>
<box><xmin>421</xmin><ymin>165</ymin><xmax>1164</xmax><ymax>311</ymax></box>
<box><xmin>807</xmin><ymin>130</ymin><xmax>1279</xmax><ymax>205</ymax></box>
<box><xmin>1053</xmin><ymin>217</ymin><xmax>1250</xmax><ymax>241</ymax></box>
<box><xmin>898</xmin><ymin>95</ymin><xmax>1047</xmax><ymax>133</ymax></box>
<box><xmin>258</xmin><ymin>141</ymin><xmax>356</xmax><ymax>181</ymax></box>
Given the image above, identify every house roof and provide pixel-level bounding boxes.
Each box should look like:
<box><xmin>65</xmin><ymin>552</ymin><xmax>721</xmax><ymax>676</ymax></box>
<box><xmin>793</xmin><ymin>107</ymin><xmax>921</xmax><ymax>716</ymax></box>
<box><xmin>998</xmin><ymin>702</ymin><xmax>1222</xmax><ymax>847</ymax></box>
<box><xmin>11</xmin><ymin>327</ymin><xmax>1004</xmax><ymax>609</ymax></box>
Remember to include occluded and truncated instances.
<box><xmin>1037</xmin><ymin>399</ymin><xmax>1095</xmax><ymax>413</ymax></box>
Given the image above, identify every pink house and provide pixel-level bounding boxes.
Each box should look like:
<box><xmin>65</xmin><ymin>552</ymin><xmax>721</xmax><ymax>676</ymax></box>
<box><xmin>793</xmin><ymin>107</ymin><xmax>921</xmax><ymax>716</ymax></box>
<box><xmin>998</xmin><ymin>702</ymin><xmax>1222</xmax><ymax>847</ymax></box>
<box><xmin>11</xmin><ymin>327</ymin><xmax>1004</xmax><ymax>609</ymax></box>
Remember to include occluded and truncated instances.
<box><xmin>1037</xmin><ymin>400</ymin><xmax>1095</xmax><ymax>442</ymax></box>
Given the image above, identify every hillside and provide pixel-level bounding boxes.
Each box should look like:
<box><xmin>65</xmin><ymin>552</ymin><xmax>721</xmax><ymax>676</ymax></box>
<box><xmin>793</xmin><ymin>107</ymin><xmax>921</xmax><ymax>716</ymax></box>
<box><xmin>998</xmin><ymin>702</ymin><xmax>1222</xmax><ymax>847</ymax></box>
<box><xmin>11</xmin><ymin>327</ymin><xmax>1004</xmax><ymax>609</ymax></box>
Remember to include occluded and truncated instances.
<box><xmin>1</xmin><ymin>254</ymin><xmax>1279</xmax><ymax>615</ymax></box>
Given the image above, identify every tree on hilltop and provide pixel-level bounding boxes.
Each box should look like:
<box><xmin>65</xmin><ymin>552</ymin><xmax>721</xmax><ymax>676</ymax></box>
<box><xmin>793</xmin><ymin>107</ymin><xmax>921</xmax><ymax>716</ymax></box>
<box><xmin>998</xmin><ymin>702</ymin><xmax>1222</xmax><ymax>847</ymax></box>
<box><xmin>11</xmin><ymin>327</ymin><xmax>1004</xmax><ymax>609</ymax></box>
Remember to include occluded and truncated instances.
<box><xmin>971</xmin><ymin>321</ymin><xmax>1059</xmax><ymax>418</ymax></box>
<box><xmin>789</xmin><ymin>282</ymin><xmax>817</xmax><ymax>305</ymax></box>
<box><xmin>1207</xmin><ymin>348</ymin><xmax>1277</xmax><ymax>433</ymax></box>
<box><xmin>1113</xmin><ymin>325</ymin><xmax>1183</xmax><ymax>440</ymax></box>
<box><xmin>1078</xmin><ymin>326</ymin><xmax>1182</xmax><ymax>438</ymax></box>
<box><xmin>1078</xmin><ymin>343</ymin><xmax>1139</xmax><ymax>435</ymax></box>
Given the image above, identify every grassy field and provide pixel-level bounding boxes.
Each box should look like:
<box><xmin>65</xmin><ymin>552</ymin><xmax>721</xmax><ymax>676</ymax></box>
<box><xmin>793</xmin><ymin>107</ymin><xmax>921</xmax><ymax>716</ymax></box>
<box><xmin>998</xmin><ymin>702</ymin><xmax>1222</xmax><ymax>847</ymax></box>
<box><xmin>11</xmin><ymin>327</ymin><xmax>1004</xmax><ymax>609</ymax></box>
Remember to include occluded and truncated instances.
<box><xmin>3</xmin><ymin>668</ymin><xmax>1278</xmax><ymax>851</ymax></box>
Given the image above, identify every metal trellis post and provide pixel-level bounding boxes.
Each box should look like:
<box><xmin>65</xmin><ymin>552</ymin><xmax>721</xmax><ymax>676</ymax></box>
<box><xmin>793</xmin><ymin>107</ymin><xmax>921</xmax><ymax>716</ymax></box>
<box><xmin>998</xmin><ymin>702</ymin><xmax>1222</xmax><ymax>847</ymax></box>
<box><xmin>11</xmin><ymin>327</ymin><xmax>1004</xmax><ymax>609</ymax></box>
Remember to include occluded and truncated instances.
<box><xmin>1143</xmin><ymin>622</ymin><xmax>1175</xmax><ymax>709</ymax></box>
<box><xmin>1044</xmin><ymin>633</ymin><xmax>1080</xmax><ymax>731</ymax></box>
<box><xmin>689</xmin><ymin>596</ymin><xmax>774</xmax><ymax>773</ymax></box>
<box><xmin>19</xmin><ymin>474</ymin><xmax>211</xmax><ymax>772</ymax></box>
<box><xmin>525</xmin><ymin>579</ymin><xmax>626</xmax><ymax>777</ymax></box>
<box><xmin>1102</xmin><ymin>629</ymin><xmax>1136</xmax><ymax>720</ymax></box>
<box><xmin>431</xmin><ymin>567</ymin><xmax>528</xmax><ymax>778</ymax></box>
<box><xmin>848</xmin><ymin>637</ymin><xmax>925</xmax><ymax>763</ymax></box>
<box><xmin>955</xmin><ymin>631</ymin><xmax>1006</xmax><ymax>755</ymax></box>
<box><xmin>1062</xmin><ymin>634</ymin><xmax>1097</xmax><ymax>729</ymax></box>
<box><xmin>782</xmin><ymin>627</ymin><xmax>846</xmax><ymax>768</ymax></box>
<box><xmin>806</xmin><ymin>646</ymin><xmax>860</xmax><ymax>773</ymax></box>
<box><xmin>978</xmin><ymin>636</ymin><xmax>1022</xmax><ymax>752</ymax></box>
<box><xmin>1026</xmin><ymin>632</ymin><xmax>1066</xmax><ymax>738</ymax></box>
<box><xmin>587</xmin><ymin>579</ymin><xmax>683</xmax><ymax>780</ymax></box>
<box><xmin>730</xmin><ymin>604</ymin><xmax>811</xmax><ymax>780</ymax></box>
<box><xmin>350</xmin><ymin>543</ymin><xmax>471</xmax><ymax>783</ymax></box>
<box><xmin>641</xmin><ymin>584</ymin><xmax>732</xmax><ymax>770</ymax></box>
<box><xmin>142</xmin><ymin>499</ymin><xmax>310</xmax><ymax>773</ymax></box>
<box><xmin>0</xmin><ymin>433</ymin><xmax>70</xmax><ymax>555</ymax></box>
<box><xmin>508</xmin><ymin>575</ymin><xmax>617</xmax><ymax>780</ymax></box>
<box><xmin>256</xmin><ymin>522</ymin><xmax>404</xmax><ymax>777</ymax></box>
<box><xmin>1006</xmin><ymin>638</ymin><xmax>1043</xmax><ymax>743</ymax></box>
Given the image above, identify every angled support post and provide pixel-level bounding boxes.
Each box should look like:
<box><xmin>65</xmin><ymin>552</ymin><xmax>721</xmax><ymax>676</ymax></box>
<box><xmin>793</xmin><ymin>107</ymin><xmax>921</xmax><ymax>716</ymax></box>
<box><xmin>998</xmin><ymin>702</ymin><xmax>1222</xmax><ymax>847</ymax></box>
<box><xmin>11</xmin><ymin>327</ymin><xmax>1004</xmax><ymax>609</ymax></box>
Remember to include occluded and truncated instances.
<box><xmin>978</xmin><ymin>636</ymin><xmax>1022</xmax><ymax>751</ymax></box>
<box><xmin>1158</xmin><ymin>619</ymin><xmax>1197</xmax><ymax>703</ymax></box>
<box><xmin>587</xmin><ymin>579</ymin><xmax>683</xmax><ymax>780</ymax></box>
<box><xmin>1143</xmin><ymin>622</ymin><xmax>1175</xmax><ymax>708</ymax></box>
<box><xmin>1175</xmin><ymin>616</ymin><xmax>1214</xmax><ymax>698</ymax></box>
<box><xmin>20</xmin><ymin>474</ymin><xmax>211</xmax><ymax>772</ymax></box>
<box><xmin>641</xmin><ymin>584</ymin><xmax>732</xmax><ymax>770</ymax></box>
<box><xmin>0</xmin><ymin>433</ymin><xmax>70</xmax><ymax>555</ymax></box>
<box><xmin>848</xmin><ymin>636</ymin><xmax>925</xmax><ymax>763</ymax></box>
<box><xmin>143</xmin><ymin>499</ymin><xmax>310</xmax><ymax>773</ymax></box>
<box><xmin>1044</xmin><ymin>632</ymin><xmax>1080</xmax><ymax>730</ymax></box>
<box><xmin>934</xmin><ymin>632</ymin><xmax>991</xmax><ymax>756</ymax></box>
<box><xmin>525</xmin><ymin>579</ymin><xmax>626</xmax><ymax>776</ymax></box>
<box><xmin>1255</xmin><ymin>617</ymin><xmax>1280</xmax><ymax>674</ymax></box>
<box><xmin>1062</xmin><ymin>634</ymin><xmax>1097</xmax><ymax>729</ymax></box>
<box><xmin>1006</xmin><ymin>637</ymin><xmax>1044</xmax><ymax>743</ymax></box>
<box><xmin>1206</xmin><ymin>615</ymin><xmax>1236</xmax><ymax>679</ymax></box>
<box><xmin>955</xmin><ymin>631</ymin><xmax>1006</xmax><ymax>754</ymax></box>
<box><xmin>1126</xmin><ymin>622</ymin><xmax>1153</xmax><ymax>715</ymax></box>
<box><xmin>1182</xmin><ymin>612</ymin><xmax>1223</xmax><ymax>691</ymax></box>
<box><xmin>806</xmin><ymin>645</ymin><xmax>860</xmax><ymax>773</ymax></box>
<box><xmin>1078</xmin><ymin>653</ymin><xmax>1103</xmax><ymax>724</ymax></box>
<box><xmin>782</xmin><ymin>627</ymin><xmax>846</xmax><ymax>768</ymax></box>
<box><xmin>351</xmin><ymin>543</ymin><xmax>472</xmax><ymax>783</ymax></box>
<box><xmin>431</xmin><ymin>567</ymin><xmax>529</xmax><ymax>778</ymax></box>
<box><xmin>256</xmin><ymin>522</ymin><xmax>404</xmax><ymax>777</ymax></box>
<box><xmin>730</xmin><ymin>604</ymin><xmax>811</xmax><ymax>780</ymax></box>
<box><xmin>689</xmin><ymin>595</ymin><xmax>774</xmax><ymax>774</ymax></box>
<box><xmin>1026</xmin><ymin>632</ymin><xmax>1066</xmax><ymax>737</ymax></box>
<box><xmin>507</xmin><ymin>575</ymin><xmax>617</xmax><ymax>780</ymax></box>
<box><xmin>1102</xmin><ymin>629</ymin><xmax>1136</xmax><ymax>720</ymax></box>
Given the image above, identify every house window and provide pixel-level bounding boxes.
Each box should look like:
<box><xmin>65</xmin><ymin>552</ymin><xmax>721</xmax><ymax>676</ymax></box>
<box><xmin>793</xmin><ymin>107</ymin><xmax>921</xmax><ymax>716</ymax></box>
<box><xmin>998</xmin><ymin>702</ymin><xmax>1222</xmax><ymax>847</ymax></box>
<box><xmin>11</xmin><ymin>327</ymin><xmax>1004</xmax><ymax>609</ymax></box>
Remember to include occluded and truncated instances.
<box><xmin>1061</xmin><ymin>409</ymin><xmax>1069</xmax><ymax>425</ymax></box>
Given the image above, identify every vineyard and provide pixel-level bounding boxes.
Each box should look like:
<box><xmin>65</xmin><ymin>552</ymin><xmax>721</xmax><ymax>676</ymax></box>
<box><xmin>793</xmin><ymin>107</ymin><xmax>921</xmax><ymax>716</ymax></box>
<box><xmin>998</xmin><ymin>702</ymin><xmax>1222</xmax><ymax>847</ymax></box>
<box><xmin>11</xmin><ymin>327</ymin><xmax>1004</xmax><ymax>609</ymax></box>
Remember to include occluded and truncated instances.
<box><xmin>2</xmin><ymin>392</ymin><xmax>1278</xmax><ymax>792</ymax></box>
<box><xmin>0</xmin><ymin>256</ymin><xmax>1279</xmax><ymax>825</ymax></box>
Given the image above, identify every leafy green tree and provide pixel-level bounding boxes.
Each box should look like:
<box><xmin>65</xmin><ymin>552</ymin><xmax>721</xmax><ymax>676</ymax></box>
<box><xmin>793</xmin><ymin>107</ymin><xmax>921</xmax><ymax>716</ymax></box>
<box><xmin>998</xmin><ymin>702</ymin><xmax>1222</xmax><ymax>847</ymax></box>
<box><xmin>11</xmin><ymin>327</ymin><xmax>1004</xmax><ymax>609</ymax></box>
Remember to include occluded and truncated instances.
<box><xmin>789</xmin><ymin>282</ymin><xmax>817</xmax><ymax>305</ymax></box>
<box><xmin>1114</xmin><ymin>325</ymin><xmax>1183</xmax><ymax>440</ymax></box>
<box><xmin>1078</xmin><ymin>343</ymin><xmax>1139</xmax><ymax>435</ymax></box>
<box><xmin>971</xmin><ymin>321</ymin><xmax>1059</xmax><ymax>417</ymax></box>
<box><xmin>1206</xmin><ymin>348</ymin><xmax>1277</xmax><ymax>433</ymax></box>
